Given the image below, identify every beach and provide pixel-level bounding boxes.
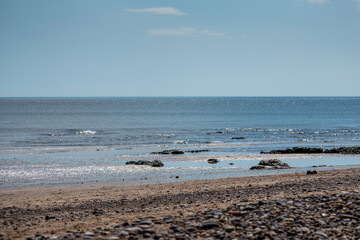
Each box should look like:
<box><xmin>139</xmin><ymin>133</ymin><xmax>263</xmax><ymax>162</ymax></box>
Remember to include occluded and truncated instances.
<box><xmin>1</xmin><ymin>167</ymin><xmax>359</xmax><ymax>239</ymax></box>
<box><xmin>1</xmin><ymin>97</ymin><xmax>360</xmax><ymax>239</ymax></box>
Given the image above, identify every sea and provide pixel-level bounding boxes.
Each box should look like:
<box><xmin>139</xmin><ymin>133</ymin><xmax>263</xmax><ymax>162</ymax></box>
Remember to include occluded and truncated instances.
<box><xmin>0</xmin><ymin>97</ymin><xmax>359</xmax><ymax>187</ymax></box>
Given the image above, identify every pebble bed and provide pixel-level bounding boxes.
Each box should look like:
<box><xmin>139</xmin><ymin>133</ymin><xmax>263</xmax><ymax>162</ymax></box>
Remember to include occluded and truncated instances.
<box><xmin>1</xmin><ymin>170</ymin><xmax>360</xmax><ymax>240</ymax></box>
<box><xmin>17</xmin><ymin>190</ymin><xmax>359</xmax><ymax>240</ymax></box>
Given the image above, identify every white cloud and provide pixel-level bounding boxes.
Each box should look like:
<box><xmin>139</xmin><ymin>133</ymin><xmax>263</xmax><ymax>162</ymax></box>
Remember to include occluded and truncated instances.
<box><xmin>125</xmin><ymin>7</ymin><xmax>186</xmax><ymax>16</ymax></box>
<box><xmin>148</xmin><ymin>27</ymin><xmax>224</xmax><ymax>37</ymax></box>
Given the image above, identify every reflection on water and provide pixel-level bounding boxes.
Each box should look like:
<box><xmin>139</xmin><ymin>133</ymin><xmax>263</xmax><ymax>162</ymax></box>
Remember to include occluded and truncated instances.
<box><xmin>1</xmin><ymin>147</ymin><xmax>359</xmax><ymax>187</ymax></box>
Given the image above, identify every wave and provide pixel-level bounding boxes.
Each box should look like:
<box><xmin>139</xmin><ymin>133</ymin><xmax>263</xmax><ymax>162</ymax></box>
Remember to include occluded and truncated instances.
<box><xmin>76</xmin><ymin>130</ymin><xmax>96</xmax><ymax>135</ymax></box>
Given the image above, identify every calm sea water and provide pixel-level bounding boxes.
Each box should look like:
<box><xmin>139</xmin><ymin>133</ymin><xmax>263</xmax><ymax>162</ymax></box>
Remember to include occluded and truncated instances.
<box><xmin>0</xmin><ymin>97</ymin><xmax>359</xmax><ymax>187</ymax></box>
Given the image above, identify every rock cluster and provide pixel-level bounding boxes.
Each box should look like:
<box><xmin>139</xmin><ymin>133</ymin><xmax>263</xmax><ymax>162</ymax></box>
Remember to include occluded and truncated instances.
<box><xmin>25</xmin><ymin>191</ymin><xmax>360</xmax><ymax>239</ymax></box>
<box><xmin>185</xmin><ymin>149</ymin><xmax>210</xmax><ymax>153</ymax></box>
<box><xmin>250</xmin><ymin>159</ymin><xmax>291</xmax><ymax>170</ymax></box>
<box><xmin>261</xmin><ymin>146</ymin><xmax>360</xmax><ymax>154</ymax></box>
<box><xmin>125</xmin><ymin>160</ymin><xmax>164</xmax><ymax>167</ymax></box>
<box><xmin>152</xmin><ymin>150</ymin><xmax>184</xmax><ymax>155</ymax></box>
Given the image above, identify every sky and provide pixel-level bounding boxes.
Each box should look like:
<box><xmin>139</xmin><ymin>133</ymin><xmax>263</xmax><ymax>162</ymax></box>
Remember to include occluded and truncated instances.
<box><xmin>0</xmin><ymin>0</ymin><xmax>359</xmax><ymax>97</ymax></box>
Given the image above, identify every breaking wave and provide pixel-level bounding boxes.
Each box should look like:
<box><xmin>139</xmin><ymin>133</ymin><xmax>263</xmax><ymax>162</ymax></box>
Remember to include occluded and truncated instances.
<box><xmin>76</xmin><ymin>130</ymin><xmax>96</xmax><ymax>135</ymax></box>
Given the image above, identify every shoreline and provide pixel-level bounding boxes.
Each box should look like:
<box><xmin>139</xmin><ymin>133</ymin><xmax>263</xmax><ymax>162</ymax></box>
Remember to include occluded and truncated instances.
<box><xmin>1</xmin><ymin>152</ymin><xmax>360</xmax><ymax>188</ymax></box>
<box><xmin>1</xmin><ymin>167</ymin><xmax>359</xmax><ymax>239</ymax></box>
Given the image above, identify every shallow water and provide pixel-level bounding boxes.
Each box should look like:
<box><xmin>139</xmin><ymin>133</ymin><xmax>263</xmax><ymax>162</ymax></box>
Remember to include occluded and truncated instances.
<box><xmin>1</xmin><ymin>147</ymin><xmax>359</xmax><ymax>187</ymax></box>
<box><xmin>0</xmin><ymin>97</ymin><xmax>359</xmax><ymax>187</ymax></box>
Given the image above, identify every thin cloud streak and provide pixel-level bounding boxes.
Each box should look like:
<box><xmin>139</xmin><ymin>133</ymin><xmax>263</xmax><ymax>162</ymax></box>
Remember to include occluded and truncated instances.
<box><xmin>125</xmin><ymin>7</ymin><xmax>186</xmax><ymax>15</ymax></box>
<box><xmin>148</xmin><ymin>27</ymin><xmax>224</xmax><ymax>37</ymax></box>
<box><xmin>202</xmin><ymin>30</ymin><xmax>224</xmax><ymax>37</ymax></box>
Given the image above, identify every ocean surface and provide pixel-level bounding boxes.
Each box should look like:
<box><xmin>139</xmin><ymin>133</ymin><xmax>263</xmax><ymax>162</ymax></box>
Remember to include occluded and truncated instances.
<box><xmin>0</xmin><ymin>97</ymin><xmax>359</xmax><ymax>187</ymax></box>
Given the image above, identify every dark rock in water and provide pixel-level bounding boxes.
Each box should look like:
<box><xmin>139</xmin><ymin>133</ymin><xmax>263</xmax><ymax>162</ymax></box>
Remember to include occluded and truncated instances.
<box><xmin>261</xmin><ymin>146</ymin><xmax>360</xmax><ymax>154</ymax></box>
<box><xmin>185</xmin><ymin>149</ymin><xmax>210</xmax><ymax>153</ymax></box>
<box><xmin>250</xmin><ymin>159</ymin><xmax>291</xmax><ymax>170</ymax></box>
<box><xmin>312</xmin><ymin>165</ymin><xmax>327</xmax><ymax>168</ymax></box>
<box><xmin>324</xmin><ymin>146</ymin><xmax>360</xmax><ymax>154</ymax></box>
<box><xmin>261</xmin><ymin>147</ymin><xmax>324</xmax><ymax>154</ymax></box>
<box><xmin>231</xmin><ymin>137</ymin><xmax>245</xmax><ymax>140</ymax></box>
<box><xmin>151</xmin><ymin>160</ymin><xmax>164</xmax><ymax>167</ymax></box>
<box><xmin>125</xmin><ymin>160</ymin><xmax>164</xmax><ymax>167</ymax></box>
<box><xmin>307</xmin><ymin>170</ymin><xmax>317</xmax><ymax>175</ymax></box>
<box><xmin>152</xmin><ymin>150</ymin><xmax>184</xmax><ymax>155</ymax></box>
<box><xmin>207</xmin><ymin>159</ymin><xmax>219</xmax><ymax>164</ymax></box>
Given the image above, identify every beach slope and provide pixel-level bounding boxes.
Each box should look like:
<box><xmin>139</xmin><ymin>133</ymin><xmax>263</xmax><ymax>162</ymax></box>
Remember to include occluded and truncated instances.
<box><xmin>0</xmin><ymin>168</ymin><xmax>359</xmax><ymax>239</ymax></box>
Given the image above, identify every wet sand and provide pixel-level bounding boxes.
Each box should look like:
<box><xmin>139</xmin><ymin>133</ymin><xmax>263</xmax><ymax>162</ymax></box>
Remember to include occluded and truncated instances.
<box><xmin>0</xmin><ymin>167</ymin><xmax>359</xmax><ymax>239</ymax></box>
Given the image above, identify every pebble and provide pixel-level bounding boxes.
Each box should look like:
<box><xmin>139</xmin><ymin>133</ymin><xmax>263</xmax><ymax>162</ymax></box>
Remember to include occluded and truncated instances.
<box><xmin>117</xmin><ymin>231</ymin><xmax>128</xmax><ymax>237</ymax></box>
<box><xmin>84</xmin><ymin>231</ymin><xmax>94</xmax><ymax>236</ymax></box>
<box><xmin>126</xmin><ymin>227</ymin><xmax>142</xmax><ymax>235</ymax></box>
<box><xmin>201</xmin><ymin>222</ymin><xmax>220</xmax><ymax>230</ymax></box>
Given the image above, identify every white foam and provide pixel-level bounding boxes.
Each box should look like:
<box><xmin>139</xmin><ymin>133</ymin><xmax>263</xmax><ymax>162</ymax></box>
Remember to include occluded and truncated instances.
<box><xmin>76</xmin><ymin>130</ymin><xmax>96</xmax><ymax>135</ymax></box>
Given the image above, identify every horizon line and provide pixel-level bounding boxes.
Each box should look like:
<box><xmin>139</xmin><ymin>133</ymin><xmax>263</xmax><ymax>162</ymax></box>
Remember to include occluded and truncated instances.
<box><xmin>0</xmin><ymin>96</ymin><xmax>359</xmax><ymax>98</ymax></box>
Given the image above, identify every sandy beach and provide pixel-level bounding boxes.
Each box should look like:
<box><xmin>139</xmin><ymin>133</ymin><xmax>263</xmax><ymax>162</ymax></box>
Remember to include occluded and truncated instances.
<box><xmin>1</xmin><ymin>167</ymin><xmax>359</xmax><ymax>239</ymax></box>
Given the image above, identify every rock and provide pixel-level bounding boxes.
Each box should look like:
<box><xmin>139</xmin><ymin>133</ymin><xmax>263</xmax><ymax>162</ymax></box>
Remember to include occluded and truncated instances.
<box><xmin>185</xmin><ymin>150</ymin><xmax>210</xmax><ymax>153</ymax></box>
<box><xmin>324</xmin><ymin>146</ymin><xmax>360</xmax><ymax>154</ymax></box>
<box><xmin>125</xmin><ymin>160</ymin><xmax>164</xmax><ymax>167</ymax></box>
<box><xmin>207</xmin><ymin>159</ymin><xmax>219</xmax><ymax>164</ymax></box>
<box><xmin>126</xmin><ymin>227</ymin><xmax>143</xmax><ymax>235</ymax></box>
<box><xmin>108</xmin><ymin>237</ymin><xmax>119</xmax><ymax>240</ymax></box>
<box><xmin>84</xmin><ymin>231</ymin><xmax>94</xmax><ymax>236</ymax></box>
<box><xmin>250</xmin><ymin>159</ymin><xmax>291</xmax><ymax>170</ymax></box>
<box><xmin>153</xmin><ymin>234</ymin><xmax>163</xmax><ymax>239</ymax></box>
<box><xmin>223</xmin><ymin>225</ymin><xmax>235</xmax><ymax>232</ymax></box>
<box><xmin>139</xmin><ymin>220</ymin><xmax>153</xmax><ymax>226</ymax></box>
<box><xmin>261</xmin><ymin>147</ymin><xmax>324</xmax><ymax>154</ymax></box>
<box><xmin>151</xmin><ymin>160</ymin><xmax>164</xmax><ymax>167</ymax></box>
<box><xmin>201</xmin><ymin>222</ymin><xmax>220</xmax><ymax>230</ymax></box>
<box><xmin>45</xmin><ymin>215</ymin><xmax>56</xmax><ymax>220</ymax></box>
<box><xmin>117</xmin><ymin>231</ymin><xmax>129</xmax><ymax>237</ymax></box>
<box><xmin>316</xmin><ymin>231</ymin><xmax>328</xmax><ymax>238</ymax></box>
<box><xmin>231</xmin><ymin>218</ymin><xmax>241</xmax><ymax>226</ymax></box>
<box><xmin>261</xmin><ymin>146</ymin><xmax>360</xmax><ymax>154</ymax></box>
<box><xmin>298</xmin><ymin>227</ymin><xmax>309</xmax><ymax>233</ymax></box>
<box><xmin>307</xmin><ymin>170</ymin><xmax>317</xmax><ymax>175</ymax></box>
<box><xmin>143</xmin><ymin>228</ymin><xmax>155</xmax><ymax>234</ymax></box>
<box><xmin>152</xmin><ymin>150</ymin><xmax>184</xmax><ymax>155</ymax></box>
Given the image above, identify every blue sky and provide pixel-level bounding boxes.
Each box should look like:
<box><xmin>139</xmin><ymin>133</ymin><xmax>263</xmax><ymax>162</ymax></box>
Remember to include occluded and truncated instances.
<box><xmin>1</xmin><ymin>0</ymin><xmax>359</xmax><ymax>97</ymax></box>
